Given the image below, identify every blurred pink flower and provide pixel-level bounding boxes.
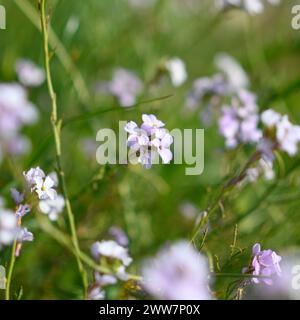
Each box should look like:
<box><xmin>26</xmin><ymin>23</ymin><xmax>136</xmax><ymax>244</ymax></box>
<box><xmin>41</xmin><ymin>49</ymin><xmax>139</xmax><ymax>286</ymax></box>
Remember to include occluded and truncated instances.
<box><xmin>109</xmin><ymin>68</ymin><xmax>143</xmax><ymax>107</ymax></box>
<box><xmin>15</xmin><ymin>59</ymin><xmax>45</xmax><ymax>87</ymax></box>
<box><xmin>142</xmin><ymin>241</ymin><xmax>211</xmax><ymax>300</ymax></box>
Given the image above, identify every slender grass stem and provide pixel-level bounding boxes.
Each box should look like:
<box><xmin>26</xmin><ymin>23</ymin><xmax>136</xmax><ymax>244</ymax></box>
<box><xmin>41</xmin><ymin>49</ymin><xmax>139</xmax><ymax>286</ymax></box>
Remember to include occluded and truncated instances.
<box><xmin>14</xmin><ymin>0</ymin><xmax>91</xmax><ymax>107</ymax></box>
<box><xmin>191</xmin><ymin>152</ymin><xmax>261</xmax><ymax>244</ymax></box>
<box><xmin>36</xmin><ymin>214</ymin><xmax>141</xmax><ymax>281</ymax></box>
<box><xmin>5</xmin><ymin>240</ymin><xmax>17</xmax><ymax>300</ymax></box>
<box><xmin>39</xmin><ymin>0</ymin><xmax>88</xmax><ymax>298</ymax></box>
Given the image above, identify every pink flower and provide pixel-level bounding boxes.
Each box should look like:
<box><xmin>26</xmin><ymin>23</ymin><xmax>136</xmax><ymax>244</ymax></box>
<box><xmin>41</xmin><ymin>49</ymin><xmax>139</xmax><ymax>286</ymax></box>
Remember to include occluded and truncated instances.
<box><xmin>109</xmin><ymin>68</ymin><xmax>143</xmax><ymax>107</ymax></box>
<box><xmin>218</xmin><ymin>90</ymin><xmax>262</xmax><ymax>148</ymax></box>
<box><xmin>250</xmin><ymin>243</ymin><xmax>282</xmax><ymax>285</ymax></box>
<box><xmin>142</xmin><ymin>241</ymin><xmax>211</xmax><ymax>300</ymax></box>
<box><xmin>141</xmin><ymin>114</ymin><xmax>165</xmax><ymax>135</ymax></box>
<box><xmin>15</xmin><ymin>59</ymin><xmax>45</xmax><ymax>87</ymax></box>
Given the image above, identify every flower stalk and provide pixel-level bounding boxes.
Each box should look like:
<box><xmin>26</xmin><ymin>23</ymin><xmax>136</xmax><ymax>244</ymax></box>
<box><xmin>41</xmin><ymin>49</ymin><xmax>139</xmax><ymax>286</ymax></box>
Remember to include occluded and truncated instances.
<box><xmin>5</xmin><ymin>239</ymin><xmax>17</xmax><ymax>300</ymax></box>
<box><xmin>39</xmin><ymin>0</ymin><xmax>88</xmax><ymax>298</ymax></box>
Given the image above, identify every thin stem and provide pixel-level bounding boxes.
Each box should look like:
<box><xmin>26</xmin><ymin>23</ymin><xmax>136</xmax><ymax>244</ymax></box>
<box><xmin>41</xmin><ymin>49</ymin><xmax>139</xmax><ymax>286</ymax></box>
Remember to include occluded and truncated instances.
<box><xmin>14</xmin><ymin>0</ymin><xmax>91</xmax><ymax>107</ymax></box>
<box><xmin>213</xmin><ymin>272</ymin><xmax>270</xmax><ymax>279</ymax></box>
<box><xmin>36</xmin><ymin>213</ymin><xmax>141</xmax><ymax>281</ymax></box>
<box><xmin>5</xmin><ymin>240</ymin><xmax>17</xmax><ymax>300</ymax></box>
<box><xmin>191</xmin><ymin>151</ymin><xmax>261</xmax><ymax>244</ymax></box>
<box><xmin>39</xmin><ymin>0</ymin><xmax>88</xmax><ymax>298</ymax></box>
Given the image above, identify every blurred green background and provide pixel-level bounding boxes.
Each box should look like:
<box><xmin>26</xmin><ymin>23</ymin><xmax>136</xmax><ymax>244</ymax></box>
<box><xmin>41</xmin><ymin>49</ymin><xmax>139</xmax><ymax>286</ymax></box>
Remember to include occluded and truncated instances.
<box><xmin>0</xmin><ymin>0</ymin><xmax>300</xmax><ymax>299</ymax></box>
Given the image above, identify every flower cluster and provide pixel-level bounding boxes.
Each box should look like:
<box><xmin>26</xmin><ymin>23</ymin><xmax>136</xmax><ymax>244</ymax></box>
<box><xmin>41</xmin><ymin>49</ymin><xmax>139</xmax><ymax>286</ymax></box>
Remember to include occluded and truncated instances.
<box><xmin>186</xmin><ymin>74</ymin><xmax>229</xmax><ymax>112</ymax></box>
<box><xmin>0</xmin><ymin>83</ymin><xmax>38</xmax><ymax>162</ymax></box>
<box><xmin>24</xmin><ymin>167</ymin><xmax>65</xmax><ymax>221</ymax></box>
<box><xmin>219</xmin><ymin>89</ymin><xmax>262</xmax><ymax>148</ymax></box>
<box><xmin>96</xmin><ymin>68</ymin><xmax>143</xmax><ymax>107</ymax></box>
<box><xmin>39</xmin><ymin>195</ymin><xmax>65</xmax><ymax>221</ymax></box>
<box><xmin>261</xmin><ymin>109</ymin><xmax>300</xmax><ymax>157</ymax></box>
<box><xmin>0</xmin><ymin>189</ymin><xmax>33</xmax><ymax>255</ymax></box>
<box><xmin>91</xmin><ymin>240</ymin><xmax>132</xmax><ymax>275</ymax></box>
<box><xmin>245</xmin><ymin>243</ymin><xmax>282</xmax><ymax>285</ymax></box>
<box><xmin>141</xmin><ymin>241</ymin><xmax>211</xmax><ymax>300</ymax></box>
<box><xmin>89</xmin><ymin>238</ymin><xmax>132</xmax><ymax>300</ymax></box>
<box><xmin>215</xmin><ymin>0</ymin><xmax>281</xmax><ymax>15</ymax></box>
<box><xmin>24</xmin><ymin>167</ymin><xmax>57</xmax><ymax>200</ymax></box>
<box><xmin>186</xmin><ymin>53</ymin><xmax>251</xmax><ymax>128</ymax></box>
<box><xmin>125</xmin><ymin>114</ymin><xmax>173</xmax><ymax>169</ymax></box>
<box><xmin>186</xmin><ymin>53</ymin><xmax>249</xmax><ymax>111</ymax></box>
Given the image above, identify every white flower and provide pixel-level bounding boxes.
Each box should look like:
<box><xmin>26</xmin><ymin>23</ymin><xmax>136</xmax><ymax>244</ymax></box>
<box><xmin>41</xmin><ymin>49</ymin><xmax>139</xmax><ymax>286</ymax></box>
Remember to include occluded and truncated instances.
<box><xmin>261</xmin><ymin>110</ymin><xmax>300</xmax><ymax>157</ymax></box>
<box><xmin>165</xmin><ymin>57</ymin><xmax>187</xmax><ymax>87</ymax></box>
<box><xmin>259</xmin><ymin>159</ymin><xmax>275</xmax><ymax>180</ymax></box>
<box><xmin>15</xmin><ymin>59</ymin><xmax>45</xmax><ymax>87</ymax></box>
<box><xmin>0</xmin><ymin>210</ymin><xmax>18</xmax><ymax>246</ymax></box>
<box><xmin>39</xmin><ymin>195</ymin><xmax>65</xmax><ymax>221</ymax></box>
<box><xmin>215</xmin><ymin>53</ymin><xmax>249</xmax><ymax>90</ymax></box>
<box><xmin>88</xmin><ymin>286</ymin><xmax>105</xmax><ymax>300</ymax></box>
<box><xmin>35</xmin><ymin>176</ymin><xmax>57</xmax><ymax>200</ymax></box>
<box><xmin>151</xmin><ymin>132</ymin><xmax>173</xmax><ymax>164</ymax></box>
<box><xmin>246</xmin><ymin>158</ymin><xmax>275</xmax><ymax>182</ymax></box>
<box><xmin>116</xmin><ymin>265</ymin><xmax>130</xmax><ymax>281</ymax></box>
<box><xmin>276</xmin><ymin>115</ymin><xmax>300</xmax><ymax>156</ymax></box>
<box><xmin>95</xmin><ymin>272</ymin><xmax>117</xmax><ymax>286</ymax></box>
<box><xmin>216</xmin><ymin>0</ymin><xmax>280</xmax><ymax>15</ymax></box>
<box><xmin>141</xmin><ymin>114</ymin><xmax>165</xmax><ymax>135</ymax></box>
<box><xmin>91</xmin><ymin>240</ymin><xmax>132</xmax><ymax>266</ymax></box>
<box><xmin>261</xmin><ymin>109</ymin><xmax>281</xmax><ymax>128</ymax></box>
<box><xmin>49</xmin><ymin>171</ymin><xmax>59</xmax><ymax>187</ymax></box>
<box><xmin>23</xmin><ymin>167</ymin><xmax>45</xmax><ymax>186</ymax></box>
<box><xmin>244</xmin><ymin>0</ymin><xmax>264</xmax><ymax>14</ymax></box>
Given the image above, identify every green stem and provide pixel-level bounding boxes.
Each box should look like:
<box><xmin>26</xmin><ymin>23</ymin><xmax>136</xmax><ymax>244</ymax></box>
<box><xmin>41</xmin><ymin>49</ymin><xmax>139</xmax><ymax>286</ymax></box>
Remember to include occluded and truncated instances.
<box><xmin>39</xmin><ymin>0</ymin><xmax>88</xmax><ymax>298</ymax></box>
<box><xmin>213</xmin><ymin>272</ymin><xmax>270</xmax><ymax>279</ymax></box>
<box><xmin>36</xmin><ymin>214</ymin><xmax>141</xmax><ymax>281</ymax></box>
<box><xmin>5</xmin><ymin>240</ymin><xmax>17</xmax><ymax>300</ymax></box>
<box><xmin>14</xmin><ymin>0</ymin><xmax>90</xmax><ymax>107</ymax></box>
<box><xmin>191</xmin><ymin>151</ymin><xmax>261</xmax><ymax>244</ymax></box>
